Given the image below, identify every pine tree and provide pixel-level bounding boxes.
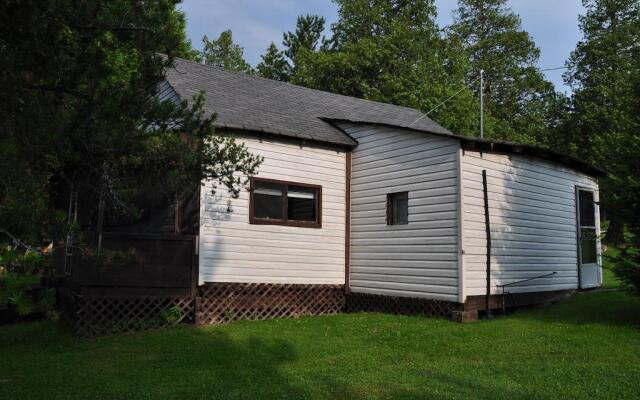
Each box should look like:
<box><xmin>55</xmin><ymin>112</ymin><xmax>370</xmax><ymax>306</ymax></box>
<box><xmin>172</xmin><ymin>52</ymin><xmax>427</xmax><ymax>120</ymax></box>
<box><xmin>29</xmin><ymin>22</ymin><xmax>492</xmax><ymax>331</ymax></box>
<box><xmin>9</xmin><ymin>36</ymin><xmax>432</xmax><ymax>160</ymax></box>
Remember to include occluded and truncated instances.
<box><xmin>562</xmin><ymin>0</ymin><xmax>640</xmax><ymax>247</ymax></box>
<box><xmin>256</xmin><ymin>42</ymin><xmax>291</xmax><ymax>81</ymax></box>
<box><xmin>282</xmin><ymin>14</ymin><xmax>327</xmax><ymax>65</ymax></box>
<box><xmin>291</xmin><ymin>0</ymin><xmax>480</xmax><ymax>136</ymax></box>
<box><xmin>0</xmin><ymin>0</ymin><xmax>262</xmax><ymax>306</ymax></box>
<box><xmin>201</xmin><ymin>30</ymin><xmax>252</xmax><ymax>72</ymax></box>
<box><xmin>449</xmin><ymin>0</ymin><xmax>557</xmax><ymax>143</ymax></box>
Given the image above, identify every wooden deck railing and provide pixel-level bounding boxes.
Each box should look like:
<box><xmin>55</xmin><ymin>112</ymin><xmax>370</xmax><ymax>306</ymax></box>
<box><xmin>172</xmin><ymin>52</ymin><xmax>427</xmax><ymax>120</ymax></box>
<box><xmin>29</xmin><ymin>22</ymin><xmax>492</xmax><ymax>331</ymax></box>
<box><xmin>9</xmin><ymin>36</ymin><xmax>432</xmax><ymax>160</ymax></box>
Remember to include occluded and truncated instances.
<box><xmin>60</xmin><ymin>231</ymin><xmax>197</xmax><ymax>297</ymax></box>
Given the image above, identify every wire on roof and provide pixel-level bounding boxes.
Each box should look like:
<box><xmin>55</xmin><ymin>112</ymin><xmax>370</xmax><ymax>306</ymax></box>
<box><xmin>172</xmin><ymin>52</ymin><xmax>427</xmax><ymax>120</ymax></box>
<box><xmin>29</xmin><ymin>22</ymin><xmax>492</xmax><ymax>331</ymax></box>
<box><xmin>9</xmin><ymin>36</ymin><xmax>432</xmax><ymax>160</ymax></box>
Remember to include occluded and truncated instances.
<box><xmin>538</xmin><ymin>66</ymin><xmax>569</xmax><ymax>72</ymax></box>
<box><xmin>408</xmin><ymin>65</ymin><xmax>570</xmax><ymax>127</ymax></box>
<box><xmin>408</xmin><ymin>76</ymin><xmax>480</xmax><ymax>127</ymax></box>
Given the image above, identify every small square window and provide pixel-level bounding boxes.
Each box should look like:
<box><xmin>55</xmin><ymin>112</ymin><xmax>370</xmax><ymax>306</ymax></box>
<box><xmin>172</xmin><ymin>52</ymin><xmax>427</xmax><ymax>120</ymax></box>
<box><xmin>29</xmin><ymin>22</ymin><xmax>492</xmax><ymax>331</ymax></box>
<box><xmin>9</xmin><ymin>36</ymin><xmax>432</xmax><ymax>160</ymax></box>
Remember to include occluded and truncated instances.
<box><xmin>387</xmin><ymin>192</ymin><xmax>408</xmax><ymax>225</ymax></box>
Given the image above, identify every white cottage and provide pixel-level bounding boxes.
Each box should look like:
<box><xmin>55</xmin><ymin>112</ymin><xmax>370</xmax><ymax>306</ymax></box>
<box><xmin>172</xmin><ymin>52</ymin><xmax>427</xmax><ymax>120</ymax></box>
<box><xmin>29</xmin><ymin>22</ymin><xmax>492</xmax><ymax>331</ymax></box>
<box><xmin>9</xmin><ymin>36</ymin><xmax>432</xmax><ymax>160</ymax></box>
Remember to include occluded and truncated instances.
<box><xmin>162</xmin><ymin>58</ymin><xmax>604</xmax><ymax>320</ymax></box>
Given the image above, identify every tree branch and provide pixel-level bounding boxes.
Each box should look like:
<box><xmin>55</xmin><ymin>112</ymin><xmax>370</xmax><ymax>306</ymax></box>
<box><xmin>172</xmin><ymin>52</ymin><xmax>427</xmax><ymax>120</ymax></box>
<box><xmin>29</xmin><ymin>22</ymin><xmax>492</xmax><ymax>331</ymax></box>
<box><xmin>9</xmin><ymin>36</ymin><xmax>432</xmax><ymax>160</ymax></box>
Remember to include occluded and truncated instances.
<box><xmin>112</xmin><ymin>26</ymin><xmax>154</xmax><ymax>34</ymax></box>
<box><xmin>0</xmin><ymin>227</ymin><xmax>44</xmax><ymax>255</ymax></box>
<box><xmin>19</xmin><ymin>84</ymin><xmax>91</xmax><ymax>102</ymax></box>
<box><xmin>0</xmin><ymin>176</ymin><xmax>9</xmax><ymax>202</ymax></box>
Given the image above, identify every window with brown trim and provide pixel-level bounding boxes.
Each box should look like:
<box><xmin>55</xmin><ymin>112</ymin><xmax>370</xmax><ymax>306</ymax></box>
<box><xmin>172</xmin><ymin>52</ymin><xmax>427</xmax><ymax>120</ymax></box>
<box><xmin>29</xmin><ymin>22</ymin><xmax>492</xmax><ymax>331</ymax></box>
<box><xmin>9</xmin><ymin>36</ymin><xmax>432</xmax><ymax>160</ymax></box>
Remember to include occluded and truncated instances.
<box><xmin>250</xmin><ymin>177</ymin><xmax>322</xmax><ymax>228</ymax></box>
<box><xmin>387</xmin><ymin>192</ymin><xmax>408</xmax><ymax>225</ymax></box>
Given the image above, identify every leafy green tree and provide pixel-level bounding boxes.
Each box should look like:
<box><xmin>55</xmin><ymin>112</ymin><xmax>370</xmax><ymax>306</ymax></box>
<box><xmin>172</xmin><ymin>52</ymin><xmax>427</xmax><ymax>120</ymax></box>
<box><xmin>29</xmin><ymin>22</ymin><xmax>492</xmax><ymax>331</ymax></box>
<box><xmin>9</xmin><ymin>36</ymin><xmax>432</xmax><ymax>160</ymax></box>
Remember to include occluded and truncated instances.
<box><xmin>256</xmin><ymin>42</ymin><xmax>291</xmax><ymax>81</ymax></box>
<box><xmin>292</xmin><ymin>0</ymin><xmax>481</xmax><ymax>136</ymax></box>
<box><xmin>0</xmin><ymin>1</ymin><xmax>261</xmax><ymax>313</ymax></box>
<box><xmin>448</xmin><ymin>0</ymin><xmax>558</xmax><ymax>143</ymax></box>
<box><xmin>560</xmin><ymin>0</ymin><xmax>639</xmax><ymax>254</ymax></box>
<box><xmin>201</xmin><ymin>30</ymin><xmax>253</xmax><ymax>72</ymax></box>
<box><xmin>283</xmin><ymin>14</ymin><xmax>327</xmax><ymax>66</ymax></box>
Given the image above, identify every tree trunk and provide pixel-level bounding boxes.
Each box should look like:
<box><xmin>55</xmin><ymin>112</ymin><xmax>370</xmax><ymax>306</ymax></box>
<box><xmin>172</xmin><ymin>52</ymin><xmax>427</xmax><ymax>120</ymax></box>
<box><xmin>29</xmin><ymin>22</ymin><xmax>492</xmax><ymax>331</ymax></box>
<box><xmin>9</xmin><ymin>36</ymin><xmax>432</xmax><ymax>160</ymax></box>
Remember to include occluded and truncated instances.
<box><xmin>604</xmin><ymin>216</ymin><xmax>624</xmax><ymax>245</ymax></box>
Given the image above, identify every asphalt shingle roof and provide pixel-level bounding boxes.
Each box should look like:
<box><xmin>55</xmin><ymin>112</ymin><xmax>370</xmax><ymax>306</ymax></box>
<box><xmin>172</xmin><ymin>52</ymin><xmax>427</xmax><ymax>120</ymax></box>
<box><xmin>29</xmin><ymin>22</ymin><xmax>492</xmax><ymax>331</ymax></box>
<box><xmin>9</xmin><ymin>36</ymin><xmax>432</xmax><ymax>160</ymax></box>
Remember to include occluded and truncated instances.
<box><xmin>164</xmin><ymin>58</ymin><xmax>452</xmax><ymax>147</ymax></box>
<box><xmin>163</xmin><ymin>58</ymin><xmax>605</xmax><ymax>177</ymax></box>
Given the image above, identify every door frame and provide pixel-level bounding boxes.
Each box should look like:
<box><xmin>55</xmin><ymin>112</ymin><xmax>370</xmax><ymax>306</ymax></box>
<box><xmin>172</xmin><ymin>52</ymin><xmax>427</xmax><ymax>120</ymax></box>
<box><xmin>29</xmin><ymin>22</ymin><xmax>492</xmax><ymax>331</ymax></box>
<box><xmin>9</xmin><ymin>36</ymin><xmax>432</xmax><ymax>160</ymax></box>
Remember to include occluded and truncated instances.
<box><xmin>575</xmin><ymin>185</ymin><xmax>601</xmax><ymax>289</ymax></box>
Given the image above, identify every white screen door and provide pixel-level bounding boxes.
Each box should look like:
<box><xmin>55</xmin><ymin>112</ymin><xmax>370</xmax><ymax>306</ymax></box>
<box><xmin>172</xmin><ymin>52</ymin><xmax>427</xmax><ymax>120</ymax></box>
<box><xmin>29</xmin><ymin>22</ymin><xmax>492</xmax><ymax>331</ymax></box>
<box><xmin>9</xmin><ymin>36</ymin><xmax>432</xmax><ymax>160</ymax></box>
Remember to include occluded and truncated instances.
<box><xmin>576</xmin><ymin>188</ymin><xmax>601</xmax><ymax>288</ymax></box>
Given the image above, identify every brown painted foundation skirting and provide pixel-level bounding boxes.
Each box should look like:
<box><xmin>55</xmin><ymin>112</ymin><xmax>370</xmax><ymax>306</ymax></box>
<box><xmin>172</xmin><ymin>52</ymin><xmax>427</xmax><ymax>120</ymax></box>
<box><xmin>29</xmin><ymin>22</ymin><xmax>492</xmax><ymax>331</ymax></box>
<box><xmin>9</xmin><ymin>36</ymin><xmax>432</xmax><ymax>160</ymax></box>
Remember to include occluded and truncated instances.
<box><xmin>59</xmin><ymin>285</ymin><xmax>576</xmax><ymax>337</ymax></box>
<box><xmin>464</xmin><ymin>289</ymin><xmax>576</xmax><ymax>313</ymax></box>
<box><xmin>59</xmin><ymin>288</ymin><xmax>195</xmax><ymax>337</ymax></box>
<box><xmin>345</xmin><ymin>289</ymin><xmax>577</xmax><ymax>322</ymax></box>
<box><xmin>196</xmin><ymin>283</ymin><xmax>345</xmax><ymax>324</ymax></box>
<box><xmin>60</xmin><ymin>283</ymin><xmax>346</xmax><ymax>337</ymax></box>
<box><xmin>345</xmin><ymin>292</ymin><xmax>461</xmax><ymax>318</ymax></box>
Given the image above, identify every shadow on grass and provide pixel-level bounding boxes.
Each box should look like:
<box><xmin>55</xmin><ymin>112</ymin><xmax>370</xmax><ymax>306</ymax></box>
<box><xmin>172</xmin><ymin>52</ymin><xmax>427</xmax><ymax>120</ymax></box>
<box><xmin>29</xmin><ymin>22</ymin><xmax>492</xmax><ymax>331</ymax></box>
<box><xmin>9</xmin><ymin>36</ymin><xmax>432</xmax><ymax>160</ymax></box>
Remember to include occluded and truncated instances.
<box><xmin>296</xmin><ymin>363</ymin><xmax>542</xmax><ymax>400</ymax></box>
<box><xmin>0</xmin><ymin>322</ymin><xmax>306</xmax><ymax>399</ymax></box>
<box><xmin>512</xmin><ymin>290</ymin><xmax>640</xmax><ymax>328</ymax></box>
<box><xmin>417</xmin><ymin>368</ymin><xmax>551</xmax><ymax>400</ymax></box>
<box><xmin>177</xmin><ymin>327</ymin><xmax>305</xmax><ymax>398</ymax></box>
<box><xmin>1</xmin><ymin>319</ymin><xmax>555</xmax><ymax>400</ymax></box>
<box><xmin>2</xmin><ymin>290</ymin><xmax>639</xmax><ymax>399</ymax></box>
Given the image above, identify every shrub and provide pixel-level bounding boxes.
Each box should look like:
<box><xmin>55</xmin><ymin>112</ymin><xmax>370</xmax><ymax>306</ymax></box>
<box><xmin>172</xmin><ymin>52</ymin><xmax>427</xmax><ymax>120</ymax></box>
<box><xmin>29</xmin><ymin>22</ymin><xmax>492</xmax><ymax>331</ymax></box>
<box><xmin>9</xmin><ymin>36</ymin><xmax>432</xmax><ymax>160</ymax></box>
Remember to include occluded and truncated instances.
<box><xmin>613</xmin><ymin>249</ymin><xmax>640</xmax><ymax>294</ymax></box>
<box><xmin>0</xmin><ymin>247</ymin><xmax>56</xmax><ymax>316</ymax></box>
<box><xmin>161</xmin><ymin>305</ymin><xmax>183</xmax><ymax>324</ymax></box>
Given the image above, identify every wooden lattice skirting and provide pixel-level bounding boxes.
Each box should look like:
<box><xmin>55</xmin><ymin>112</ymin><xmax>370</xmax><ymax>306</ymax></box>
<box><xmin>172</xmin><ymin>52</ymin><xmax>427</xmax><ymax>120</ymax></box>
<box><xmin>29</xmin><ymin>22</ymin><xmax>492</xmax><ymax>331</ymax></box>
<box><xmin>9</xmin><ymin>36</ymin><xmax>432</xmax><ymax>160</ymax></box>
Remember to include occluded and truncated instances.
<box><xmin>59</xmin><ymin>288</ymin><xmax>194</xmax><ymax>337</ymax></box>
<box><xmin>345</xmin><ymin>292</ymin><xmax>460</xmax><ymax>319</ymax></box>
<box><xmin>59</xmin><ymin>285</ymin><xmax>463</xmax><ymax>336</ymax></box>
<box><xmin>197</xmin><ymin>283</ymin><xmax>345</xmax><ymax>324</ymax></box>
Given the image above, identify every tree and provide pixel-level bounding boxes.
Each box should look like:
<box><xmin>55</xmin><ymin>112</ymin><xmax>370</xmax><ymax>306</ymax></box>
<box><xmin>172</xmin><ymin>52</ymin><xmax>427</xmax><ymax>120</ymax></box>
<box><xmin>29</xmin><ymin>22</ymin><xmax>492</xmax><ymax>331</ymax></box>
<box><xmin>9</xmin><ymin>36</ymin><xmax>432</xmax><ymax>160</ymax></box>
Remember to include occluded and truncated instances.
<box><xmin>0</xmin><ymin>1</ymin><xmax>262</xmax><ymax>241</ymax></box>
<box><xmin>283</xmin><ymin>14</ymin><xmax>327</xmax><ymax>67</ymax></box>
<box><xmin>448</xmin><ymin>0</ymin><xmax>558</xmax><ymax>143</ymax></box>
<box><xmin>0</xmin><ymin>1</ymin><xmax>261</xmax><ymax>313</ymax></box>
<box><xmin>256</xmin><ymin>42</ymin><xmax>291</xmax><ymax>81</ymax></box>
<box><xmin>291</xmin><ymin>0</ymin><xmax>481</xmax><ymax>136</ymax></box>
<box><xmin>561</xmin><ymin>0</ymin><xmax>639</xmax><ymax>258</ymax></box>
<box><xmin>201</xmin><ymin>30</ymin><xmax>253</xmax><ymax>72</ymax></box>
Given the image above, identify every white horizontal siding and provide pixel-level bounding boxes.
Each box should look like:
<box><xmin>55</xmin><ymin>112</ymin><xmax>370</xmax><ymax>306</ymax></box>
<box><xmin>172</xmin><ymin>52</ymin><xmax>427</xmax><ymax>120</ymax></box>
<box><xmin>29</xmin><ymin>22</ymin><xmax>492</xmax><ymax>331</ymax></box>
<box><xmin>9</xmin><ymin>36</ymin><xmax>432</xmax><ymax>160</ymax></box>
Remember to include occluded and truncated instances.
<box><xmin>342</xmin><ymin>123</ymin><xmax>460</xmax><ymax>302</ymax></box>
<box><xmin>199</xmin><ymin>134</ymin><xmax>346</xmax><ymax>284</ymax></box>
<box><xmin>461</xmin><ymin>150</ymin><xmax>600</xmax><ymax>296</ymax></box>
<box><xmin>158</xmin><ymin>80</ymin><xmax>180</xmax><ymax>104</ymax></box>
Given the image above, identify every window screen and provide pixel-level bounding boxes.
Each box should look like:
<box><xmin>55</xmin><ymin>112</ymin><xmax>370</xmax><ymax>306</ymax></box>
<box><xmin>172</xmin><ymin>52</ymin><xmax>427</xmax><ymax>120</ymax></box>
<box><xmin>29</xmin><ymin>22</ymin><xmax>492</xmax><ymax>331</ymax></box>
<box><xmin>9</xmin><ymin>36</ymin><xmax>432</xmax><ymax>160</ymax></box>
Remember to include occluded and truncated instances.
<box><xmin>253</xmin><ymin>181</ymin><xmax>284</xmax><ymax>220</ymax></box>
<box><xmin>579</xmin><ymin>190</ymin><xmax>595</xmax><ymax>227</ymax></box>
<box><xmin>577</xmin><ymin>189</ymin><xmax>598</xmax><ymax>265</ymax></box>
<box><xmin>387</xmin><ymin>192</ymin><xmax>408</xmax><ymax>225</ymax></box>
<box><xmin>287</xmin><ymin>186</ymin><xmax>316</xmax><ymax>221</ymax></box>
<box><xmin>580</xmin><ymin>228</ymin><xmax>598</xmax><ymax>264</ymax></box>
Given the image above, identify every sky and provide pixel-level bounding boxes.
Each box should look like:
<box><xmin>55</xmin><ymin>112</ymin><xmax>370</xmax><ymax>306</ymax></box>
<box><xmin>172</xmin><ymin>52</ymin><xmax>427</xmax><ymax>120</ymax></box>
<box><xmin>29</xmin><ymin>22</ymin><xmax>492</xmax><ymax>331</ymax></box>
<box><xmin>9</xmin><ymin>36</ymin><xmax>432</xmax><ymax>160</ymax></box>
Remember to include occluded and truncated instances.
<box><xmin>178</xmin><ymin>0</ymin><xmax>585</xmax><ymax>93</ymax></box>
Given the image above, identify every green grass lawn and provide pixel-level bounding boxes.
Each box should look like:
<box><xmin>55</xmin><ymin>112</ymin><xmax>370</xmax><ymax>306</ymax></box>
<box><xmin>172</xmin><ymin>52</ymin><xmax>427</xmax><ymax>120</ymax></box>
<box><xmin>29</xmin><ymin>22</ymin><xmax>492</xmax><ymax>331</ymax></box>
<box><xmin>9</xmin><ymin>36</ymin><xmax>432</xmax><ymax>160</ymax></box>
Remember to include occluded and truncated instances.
<box><xmin>1</xmin><ymin>291</ymin><xmax>639</xmax><ymax>400</ymax></box>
